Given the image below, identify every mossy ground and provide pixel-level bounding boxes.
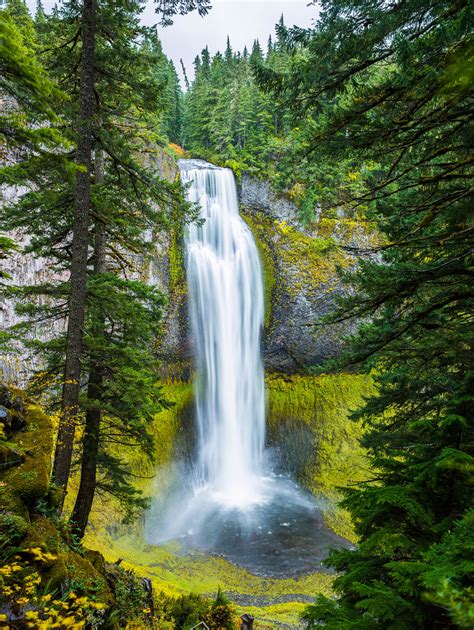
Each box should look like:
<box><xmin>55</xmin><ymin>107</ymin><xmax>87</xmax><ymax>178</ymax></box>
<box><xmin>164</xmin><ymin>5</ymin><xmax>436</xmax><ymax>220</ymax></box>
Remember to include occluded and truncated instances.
<box><xmin>84</xmin><ymin>529</ymin><xmax>333</xmax><ymax>628</ymax></box>
<box><xmin>81</xmin><ymin>374</ymin><xmax>372</xmax><ymax>627</ymax></box>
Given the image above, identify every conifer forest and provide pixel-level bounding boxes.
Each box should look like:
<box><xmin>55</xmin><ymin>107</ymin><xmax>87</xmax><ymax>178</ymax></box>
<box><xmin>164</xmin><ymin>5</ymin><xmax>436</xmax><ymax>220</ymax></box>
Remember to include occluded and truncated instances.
<box><xmin>0</xmin><ymin>0</ymin><xmax>472</xmax><ymax>628</ymax></box>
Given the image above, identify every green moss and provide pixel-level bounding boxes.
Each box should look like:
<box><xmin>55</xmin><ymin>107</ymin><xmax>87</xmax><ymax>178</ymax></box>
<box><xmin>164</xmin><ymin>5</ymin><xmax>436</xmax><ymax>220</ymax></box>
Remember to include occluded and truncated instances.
<box><xmin>275</xmin><ymin>220</ymin><xmax>352</xmax><ymax>298</ymax></box>
<box><xmin>42</xmin><ymin>548</ymin><xmax>112</xmax><ymax>604</ymax></box>
<box><xmin>0</xmin><ymin>510</ymin><xmax>29</xmax><ymax>546</ymax></box>
<box><xmin>243</xmin><ymin>602</ymin><xmax>309</xmax><ymax>628</ymax></box>
<box><xmin>266</xmin><ymin>372</ymin><xmax>374</xmax><ymax>540</ymax></box>
<box><xmin>21</xmin><ymin>516</ymin><xmax>60</xmax><ymax>565</ymax></box>
<box><xmin>241</xmin><ymin>212</ymin><xmax>277</xmax><ymax>328</ymax></box>
<box><xmin>3</xmin><ymin>405</ymin><xmax>52</xmax><ymax>504</ymax></box>
<box><xmin>168</xmin><ymin>229</ymin><xmax>186</xmax><ymax>296</ymax></box>
<box><xmin>83</xmin><ymin>533</ymin><xmax>333</xmax><ymax>628</ymax></box>
<box><xmin>0</xmin><ymin>443</ymin><xmax>25</xmax><ymax>468</ymax></box>
<box><xmin>64</xmin><ymin>550</ymin><xmax>112</xmax><ymax>603</ymax></box>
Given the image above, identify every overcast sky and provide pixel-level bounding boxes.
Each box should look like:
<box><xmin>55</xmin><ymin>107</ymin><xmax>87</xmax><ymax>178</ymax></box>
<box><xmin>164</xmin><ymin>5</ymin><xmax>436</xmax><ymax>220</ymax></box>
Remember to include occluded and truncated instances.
<box><xmin>26</xmin><ymin>1</ymin><xmax>318</xmax><ymax>84</ymax></box>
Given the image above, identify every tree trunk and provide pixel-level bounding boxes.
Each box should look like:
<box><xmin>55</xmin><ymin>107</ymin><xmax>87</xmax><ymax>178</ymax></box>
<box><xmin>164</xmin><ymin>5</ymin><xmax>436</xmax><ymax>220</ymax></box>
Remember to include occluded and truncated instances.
<box><xmin>70</xmin><ymin>151</ymin><xmax>105</xmax><ymax>538</ymax></box>
<box><xmin>52</xmin><ymin>0</ymin><xmax>96</xmax><ymax>507</ymax></box>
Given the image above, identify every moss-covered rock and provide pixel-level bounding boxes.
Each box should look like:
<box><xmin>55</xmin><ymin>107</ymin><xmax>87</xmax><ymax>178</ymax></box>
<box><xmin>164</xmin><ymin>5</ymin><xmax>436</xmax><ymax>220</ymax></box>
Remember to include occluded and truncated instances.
<box><xmin>242</xmin><ymin>213</ymin><xmax>277</xmax><ymax>329</ymax></box>
<box><xmin>3</xmin><ymin>405</ymin><xmax>52</xmax><ymax>504</ymax></box>
<box><xmin>266</xmin><ymin>371</ymin><xmax>374</xmax><ymax>540</ymax></box>
<box><xmin>0</xmin><ymin>494</ymin><xmax>30</xmax><ymax>546</ymax></box>
<box><xmin>21</xmin><ymin>517</ymin><xmax>60</xmax><ymax>566</ymax></box>
<box><xmin>63</xmin><ymin>550</ymin><xmax>112</xmax><ymax>603</ymax></box>
<box><xmin>0</xmin><ymin>443</ymin><xmax>25</xmax><ymax>470</ymax></box>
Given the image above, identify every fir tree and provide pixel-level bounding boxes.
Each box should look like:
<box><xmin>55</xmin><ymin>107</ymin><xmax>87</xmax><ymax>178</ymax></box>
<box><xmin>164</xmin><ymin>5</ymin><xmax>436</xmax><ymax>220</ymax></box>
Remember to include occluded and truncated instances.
<box><xmin>257</xmin><ymin>1</ymin><xmax>474</xmax><ymax>626</ymax></box>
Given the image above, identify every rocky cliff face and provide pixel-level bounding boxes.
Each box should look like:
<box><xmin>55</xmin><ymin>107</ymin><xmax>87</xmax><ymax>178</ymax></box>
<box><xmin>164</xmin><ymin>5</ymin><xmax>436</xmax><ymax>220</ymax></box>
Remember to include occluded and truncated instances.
<box><xmin>157</xmin><ymin>169</ymin><xmax>378</xmax><ymax>375</ymax></box>
<box><xmin>239</xmin><ymin>175</ymin><xmax>377</xmax><ymax>372</ymax></box>
<box><xmin>1</xmin><ymin>155</ymin><xmax>376</xmax><ymax>380</ymax></box>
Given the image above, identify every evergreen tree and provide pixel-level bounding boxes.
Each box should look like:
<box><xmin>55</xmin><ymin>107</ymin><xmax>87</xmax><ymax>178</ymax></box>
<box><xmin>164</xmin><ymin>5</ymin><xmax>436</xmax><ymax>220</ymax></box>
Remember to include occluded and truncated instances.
<box><xmin>53</xmin><ymin>0</ymin><xmax>97</xmax><ymax>501</ymax></box>
<box><xmin>2</xmin><ymin>0</ymin><xmax>192</xmax><ymax>530</ymax></box>
<box><xmin>0</xmin><ymin>5</ymin><xmax>67</xmax><ymax>290</ymax></box>
<box><xmin>224</xmin><ymin>35</ymin><xmax>233</xmax><ymax>64</ymax></box>
<box><xmin>257</xmin><ymin>1</ymin><xmax>474</xmax><ymax>626</ymax></box>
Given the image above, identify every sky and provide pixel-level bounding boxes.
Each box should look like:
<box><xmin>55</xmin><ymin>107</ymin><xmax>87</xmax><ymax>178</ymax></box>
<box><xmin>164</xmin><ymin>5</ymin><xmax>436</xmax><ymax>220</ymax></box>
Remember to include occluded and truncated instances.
<box><xmin>26</xmin><ymin>0</ymin><xmax>318</xmax><ymax>84</ymax></box>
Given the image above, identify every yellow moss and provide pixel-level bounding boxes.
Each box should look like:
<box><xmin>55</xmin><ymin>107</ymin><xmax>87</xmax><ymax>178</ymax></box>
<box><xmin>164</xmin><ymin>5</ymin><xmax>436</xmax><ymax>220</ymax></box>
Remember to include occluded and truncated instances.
<box><xmin>241</xmin><ymin>209</ymin><xmax>354</xmax><ymax>305</ymax></box>
<box><xmin>266</xmin><ymin>372</ymin><xmax>374</xmax><ymax>540</ymax></box>
<box><xmin>244</xmin><ymin>602</ymin><xmax>308</xmax><ymax>628</ymax></box>
<box><xmin>276</xmin><ymin>221</ymin><xmax>351</xmax><ymax>297</ymax></box>
<box><xmin>241</xmin><ymin>213</ymin><xmax>276</xmax><ymax>328</ymax></box>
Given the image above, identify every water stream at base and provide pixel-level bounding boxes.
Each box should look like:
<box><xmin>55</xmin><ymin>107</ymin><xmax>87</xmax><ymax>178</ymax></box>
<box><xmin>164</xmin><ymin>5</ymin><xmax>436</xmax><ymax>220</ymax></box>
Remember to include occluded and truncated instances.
<box><xmin>146</xmin><ymin>160</ymin><xmax>349</xmax><ymax>576</ymax></box>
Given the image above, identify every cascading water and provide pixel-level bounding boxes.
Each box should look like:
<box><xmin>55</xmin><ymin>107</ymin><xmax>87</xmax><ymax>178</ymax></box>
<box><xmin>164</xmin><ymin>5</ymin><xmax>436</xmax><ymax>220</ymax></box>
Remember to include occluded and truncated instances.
<box><xmin>146</xmin><ymin>160</ymin><xmax>348</xmax><ymax>576</ymax></box>
<box><xmin>183</xmin><ymin>161</ymin><xmax>266</xmax><ymax>508</ymax></box>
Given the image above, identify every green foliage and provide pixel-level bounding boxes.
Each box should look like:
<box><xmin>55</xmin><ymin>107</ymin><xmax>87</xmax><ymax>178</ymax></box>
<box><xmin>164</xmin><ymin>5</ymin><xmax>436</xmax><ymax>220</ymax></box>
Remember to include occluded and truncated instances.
<box><xmin>181</xmin><ymin>24</ymin><xmax>380</xmax><ymax>228</ymax></box>
<box><xmin>207</xmin><ymin>587</ymin><xmax>235</xmax><ymax>629</ymax></box>
<box><xmin>0</xmin><ymin>3</ymin><xmax>69</xmax><ymax>281</ymax></box>
<box><xmin>255</xmin><ymin>1</ymin><xmax>474</xmax><ymax>627</ymax></box>
<box><xmin>170</xmin><ymin>591</ymin><xmax>210</xmax><ymax>629</ymax></box>
<box><xmin>153</xmin><ymin>588</ymin><xmax>236</xmax><ymax>629</ymax></box>
<box><xmin>1</xmin><ymin>0</ymin><xmax>193</xmax><ymax>526</ymax></box>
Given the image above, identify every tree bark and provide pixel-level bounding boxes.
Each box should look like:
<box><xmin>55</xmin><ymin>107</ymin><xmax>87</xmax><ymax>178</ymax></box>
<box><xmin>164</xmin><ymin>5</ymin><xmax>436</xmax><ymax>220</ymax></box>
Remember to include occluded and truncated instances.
<box><xmin>52</xmin><ymin>0</ymin><xmax>96</xmax><ymax>506</ymax></box>
<box><xmin>70</xmin><ymin>151</ymin><xmax>105</xmax><ymax>538</ymax></box>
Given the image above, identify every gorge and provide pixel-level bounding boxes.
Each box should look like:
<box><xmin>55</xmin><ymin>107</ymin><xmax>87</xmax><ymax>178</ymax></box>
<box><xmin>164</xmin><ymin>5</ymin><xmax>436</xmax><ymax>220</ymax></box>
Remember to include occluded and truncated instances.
<box><xmin>2</xmin><ymin>2</ymin><xmax>469</xmax><ymax>627</ymax></box>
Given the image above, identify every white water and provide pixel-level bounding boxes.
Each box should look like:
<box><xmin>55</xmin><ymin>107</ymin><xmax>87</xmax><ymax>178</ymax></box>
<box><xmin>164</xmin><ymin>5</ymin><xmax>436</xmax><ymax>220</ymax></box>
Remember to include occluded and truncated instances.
<box><xmin>146</xmin><ymin>161</ymin><xmax>346</xmax><ymax>572</ymax></box>
<box><xmin>182</xmin><ymin>160</ymin><xmax>266</xmax><ymax>508</ymax></box>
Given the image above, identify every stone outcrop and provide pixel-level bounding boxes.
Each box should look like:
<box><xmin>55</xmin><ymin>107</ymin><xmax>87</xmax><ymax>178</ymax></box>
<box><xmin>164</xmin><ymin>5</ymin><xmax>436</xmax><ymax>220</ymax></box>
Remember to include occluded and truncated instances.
<box><xmin>239</xmin><ymin>175</ymin><xmax>377</xmax><ymax>372</ymax></box>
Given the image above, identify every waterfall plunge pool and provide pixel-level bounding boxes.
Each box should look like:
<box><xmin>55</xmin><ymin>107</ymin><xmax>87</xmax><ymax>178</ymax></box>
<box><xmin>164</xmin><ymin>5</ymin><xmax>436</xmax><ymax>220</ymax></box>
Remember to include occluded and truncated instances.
<box><xmin>146</xmin><ymin>472</ymin><xmax>350</xmax><ymax>578</ymax></box>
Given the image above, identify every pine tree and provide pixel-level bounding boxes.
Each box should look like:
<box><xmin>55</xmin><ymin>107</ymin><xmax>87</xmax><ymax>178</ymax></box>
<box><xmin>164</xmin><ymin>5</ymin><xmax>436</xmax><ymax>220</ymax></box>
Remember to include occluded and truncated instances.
<box><xmin>2</xmin><ymin>0</ymin><xmax>192</xmax><ymax>530</ymax></box>
<box><xmin>256</xmin><ymin>1</ymin><xmax>474</xmax><ymax>626</ymax></box>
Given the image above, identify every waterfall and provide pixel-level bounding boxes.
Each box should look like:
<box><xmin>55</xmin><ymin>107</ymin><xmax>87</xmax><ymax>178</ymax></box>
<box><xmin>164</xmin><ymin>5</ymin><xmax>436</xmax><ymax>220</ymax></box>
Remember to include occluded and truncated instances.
<box><xmin>146</xmin><ymin>160</ymin><xmax>346</xmax><ymax>572</ymax></box>
<box><xmin>181</xmin><ymin>160</ymin><xmax>266</xmax><ymax>508</ymax></box>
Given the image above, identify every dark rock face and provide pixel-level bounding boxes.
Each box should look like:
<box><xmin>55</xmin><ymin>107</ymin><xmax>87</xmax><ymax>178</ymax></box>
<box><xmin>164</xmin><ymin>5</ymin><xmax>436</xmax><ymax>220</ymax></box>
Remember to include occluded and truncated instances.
<box><xmin>238</xmin><ymin>175</ymin><xmax>376</xmax><ymax>373</ymax></box>
<box><xmin>262</xmin><ymin>289</ymin><xmax>352</xmax><ymax>373</ymax></box>
<box><xmin>239</xmin><ymin>176</ymin><xmax>301</xmax><ymax>228</ymax></box>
